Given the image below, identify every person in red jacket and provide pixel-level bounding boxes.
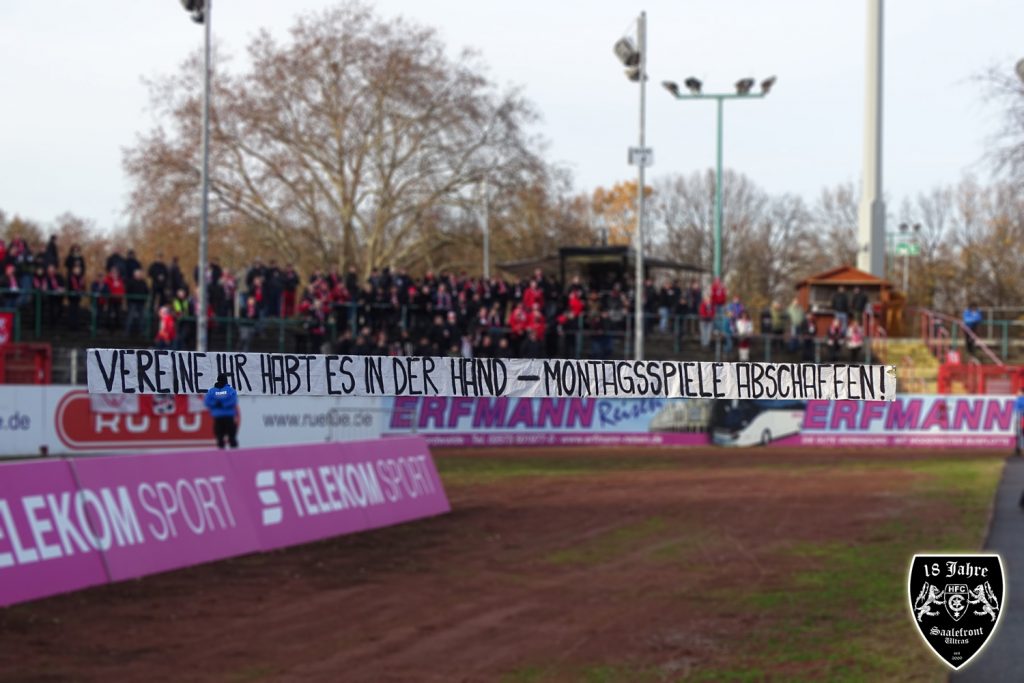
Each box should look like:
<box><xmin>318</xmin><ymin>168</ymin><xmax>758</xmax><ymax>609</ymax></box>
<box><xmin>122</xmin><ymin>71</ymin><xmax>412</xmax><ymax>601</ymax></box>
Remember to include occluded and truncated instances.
<box><xmin>710</xmin><ymin>277</ymin><xmax>727</xmax><ymax>313</ymax></box>
<box><xmin>154</xmin><ymin>306</ymin><xmax>176</xmax><ymax>349</ymax></box>
<box><xmin>698</xmin><ymin>294</ymin><xmax>715</xmax><ymax>348</ymax></box>
<box><xmin>103</xmin><ymin>267</ymin><xmax>126</xmax><ymax>331</ymax></box>
<box><xmin>508</xmin><ymin>302</ymin><xmax>528</xmax><ymax>355</ymax></box>
<box><xmin>523</xmin><ymin>279</ymin><xmax>544</xmax><ymax>311</ymax></box>
<box><xmin>527</xmin><ymin>303</ymin><xmax>546</xmax><ymax>343</ymax></box>
<box><xmin>567</xmin><ymin>289</ymin><xmax>585</xmax><ymax>319</ymax></box>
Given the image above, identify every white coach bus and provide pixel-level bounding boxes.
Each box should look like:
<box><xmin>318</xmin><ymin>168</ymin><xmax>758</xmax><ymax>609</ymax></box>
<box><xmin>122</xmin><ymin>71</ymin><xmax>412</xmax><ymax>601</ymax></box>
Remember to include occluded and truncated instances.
<box><xmin>709</xmin><ymin>399</ymin><xmax>807</xmax><ymax>447</ymax></box>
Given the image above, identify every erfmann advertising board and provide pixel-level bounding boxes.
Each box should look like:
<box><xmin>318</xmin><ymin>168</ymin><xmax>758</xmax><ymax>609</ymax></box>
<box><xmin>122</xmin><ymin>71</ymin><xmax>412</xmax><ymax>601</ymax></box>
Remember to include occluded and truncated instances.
<box><xmin>799</xmin><ymin>396</ymin><xmax>1016</xmax><ymax>447</ymax></box>
<box><xmin>387</xmin><ymin>396</ymin><xmax>709</xmax><ymax>447</ymax></box>
<box><xmin>0</xmin><ymin>437</ymin><xmax>448</xmax><ymax>606</ymax></box>
<box><xmin>384</xmin><ymin>395</ymin><xmax>1018</xmax><ymax>449</ymax></box>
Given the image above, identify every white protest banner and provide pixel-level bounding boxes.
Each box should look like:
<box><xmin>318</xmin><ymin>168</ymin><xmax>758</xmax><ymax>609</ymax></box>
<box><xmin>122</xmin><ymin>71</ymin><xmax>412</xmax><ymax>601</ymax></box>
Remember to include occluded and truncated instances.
<box><xmin>87</xmin><ymin>348</ymin><xmax>897</xmax><ymax>402</ymax></box>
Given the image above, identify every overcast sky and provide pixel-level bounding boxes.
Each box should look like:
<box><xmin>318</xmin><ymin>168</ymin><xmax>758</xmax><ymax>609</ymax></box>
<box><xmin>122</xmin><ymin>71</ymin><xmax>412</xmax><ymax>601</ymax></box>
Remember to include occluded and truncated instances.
<box><xmin>1</xmin><ymin>0</ymin><xmax>1021</xmax><ymax>232</ymax></box>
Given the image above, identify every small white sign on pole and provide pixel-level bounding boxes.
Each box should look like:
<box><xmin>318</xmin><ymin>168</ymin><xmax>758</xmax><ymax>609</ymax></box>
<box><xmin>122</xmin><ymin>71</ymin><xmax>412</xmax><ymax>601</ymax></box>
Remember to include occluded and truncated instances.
<box><xmin>628</xmin><ymin>146</ymin><xmax>654</xmax><ymax>167</ymax></box>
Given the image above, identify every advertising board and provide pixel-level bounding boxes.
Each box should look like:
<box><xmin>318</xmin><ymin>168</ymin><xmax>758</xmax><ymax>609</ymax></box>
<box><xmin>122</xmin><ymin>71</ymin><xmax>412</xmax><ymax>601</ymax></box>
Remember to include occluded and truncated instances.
<box><xmin>0</xmin><ymin>437</ymin><xmax>448</xmax><ymax>606</ymax></box>
<box><xmin>0</xmin><ymin>386</ymin><xmax>387</xmax><ymax>458</ymax></box>
<box><xmin>384</xmin><ymin>395</ymin><xmax>1018</xmax><ymax>450</ymax></box>
<box><xmin>0</xmin><ymin>386</ymin><xmax>1015</xmax><ymax>457</ymax></box>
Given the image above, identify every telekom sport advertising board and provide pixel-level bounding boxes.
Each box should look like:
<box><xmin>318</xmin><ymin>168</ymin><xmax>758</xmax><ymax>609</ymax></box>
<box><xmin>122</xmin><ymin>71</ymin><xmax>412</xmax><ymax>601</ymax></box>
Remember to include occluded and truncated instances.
<box><xmin>0</xmin><ymin>436</ymin><xmax>448</xmax><ymax>606</ymax></box>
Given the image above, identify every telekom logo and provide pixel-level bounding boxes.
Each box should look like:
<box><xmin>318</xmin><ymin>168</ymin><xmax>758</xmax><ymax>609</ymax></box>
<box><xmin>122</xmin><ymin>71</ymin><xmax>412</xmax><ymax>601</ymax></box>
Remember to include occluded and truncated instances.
<box><xmin>254</xmin><ymin>470</ymin><xmax>282</xmax><ymax>526</ymax></box>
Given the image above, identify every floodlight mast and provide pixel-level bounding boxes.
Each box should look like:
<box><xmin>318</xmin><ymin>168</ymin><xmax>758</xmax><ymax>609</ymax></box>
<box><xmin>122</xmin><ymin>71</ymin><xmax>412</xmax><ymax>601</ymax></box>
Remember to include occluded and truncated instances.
<box><xmin>180</xmin><ymin>0</ymin><xmax>212</xmax><ymax>351</ymax></box>
<box><xmin>612</xmin><ymin>12</ymin><xmax>648</xmax><ymax>360</ymax></box>
<box><xmin>662</xmin><ymin>75</ymin><xmax>775</xmax><ymax>280</ymax></box>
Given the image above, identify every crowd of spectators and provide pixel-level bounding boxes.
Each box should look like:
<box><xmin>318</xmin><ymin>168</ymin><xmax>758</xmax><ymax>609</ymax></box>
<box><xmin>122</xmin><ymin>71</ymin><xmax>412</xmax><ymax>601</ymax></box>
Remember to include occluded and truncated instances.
<box><xmin>1</xmin><ymin>233</ymin><xmax>879</xmax><ymax>362</ymax></box>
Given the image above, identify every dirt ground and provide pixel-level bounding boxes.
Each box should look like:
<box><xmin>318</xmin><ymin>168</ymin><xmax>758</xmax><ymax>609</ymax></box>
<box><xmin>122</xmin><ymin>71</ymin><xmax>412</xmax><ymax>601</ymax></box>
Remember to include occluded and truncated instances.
<box><xmin>0</xmin><ymin>447</ymin><xmax>1003</xmax><ymax>682</ymax></box>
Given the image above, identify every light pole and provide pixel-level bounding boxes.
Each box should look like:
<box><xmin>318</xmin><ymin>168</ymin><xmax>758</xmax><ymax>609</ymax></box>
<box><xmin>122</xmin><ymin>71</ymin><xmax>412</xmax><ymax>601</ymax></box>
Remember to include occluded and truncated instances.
<box><xmin>613</xmin><ymin>12</ymin><xmax>648</xmax><ymax>360</ymax></box>
<box><xmin>181</xmin><ymin>0</ymin><xmax>211</xmax><ymax>352</ymax></box>
<box><xmin>662</xmin><ymin>76</ymin><xmax>775</xmax><ymax>280</ymax></box>
<box><xmin>479</xmin><ymin>180</ymin><xmax>490</xmax><ymax>280</ymax></box>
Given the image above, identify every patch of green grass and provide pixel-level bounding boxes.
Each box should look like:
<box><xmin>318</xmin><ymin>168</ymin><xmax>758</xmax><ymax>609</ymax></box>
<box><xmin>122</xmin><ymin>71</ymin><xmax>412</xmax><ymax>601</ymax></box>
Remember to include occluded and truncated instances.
<box><xmin>500</xmin><ymin>665</ymin><xmax>548</xmax><ymax>683</ymax></box>
<box><xmin>546</xmin><ymin>517</ymin><xmax>667</xmax><ymax>566</ymax></box>
<box><xmin>683</xmin><ymin>666</ymin><xmax>768</xmax><ymax>682</ymax></box>
<box><xmin>649</xmin><ymin>529</ymin><xmax>714</xmax><ymax>562</ymax></box>
<box><xmin>501</xmin><ymin>663</ymin><xmax>661</xmax><ymax>683</ymax></box>
<box><xmin>580</xmin><ymin>664</ymin><xmax>660</xmax><ymax>682</ymax></box>
<box><xmin>227</xmin><ymin>665</ymin><xmax>277</xmax><ymax>682</ymax></box>
<box><xmin>712</xmin><ymin>457</ymin><xmax>1003</xmax><ymax>681</ymax></box>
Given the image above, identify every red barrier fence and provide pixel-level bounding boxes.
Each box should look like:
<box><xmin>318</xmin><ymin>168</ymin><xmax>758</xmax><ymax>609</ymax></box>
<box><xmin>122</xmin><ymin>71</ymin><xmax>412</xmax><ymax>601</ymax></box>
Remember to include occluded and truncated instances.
<box><xmin>0</xmin><ymin>343</ymin><xmax>52</xmax><ymax>384</ymax></box>
<box><xmin>937</xmin><ymin>361</ymin><xmax>1024</xmax><ymax>394</ymax></box>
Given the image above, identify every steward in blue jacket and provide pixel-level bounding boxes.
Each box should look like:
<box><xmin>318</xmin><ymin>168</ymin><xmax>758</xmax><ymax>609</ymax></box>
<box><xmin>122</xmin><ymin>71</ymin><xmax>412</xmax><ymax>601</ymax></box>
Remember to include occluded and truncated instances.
<box><xmin>204</xmin><ymin>373</ymin><xmax>239</xmax><ymax>449</ymax></box>
<box><xmin>1015</xmin><ymin>387</ymin><xmax>1024</xmax><ymax>458</ymax></box>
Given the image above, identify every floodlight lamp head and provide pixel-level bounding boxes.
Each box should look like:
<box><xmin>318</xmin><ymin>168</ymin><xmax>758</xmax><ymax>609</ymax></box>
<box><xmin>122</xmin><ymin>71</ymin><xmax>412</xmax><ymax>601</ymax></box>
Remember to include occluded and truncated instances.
<box><xmin>614</xmin><ymin>37</ymin><xmax>640</xmax><ymax>67</ymax></box>
<box><xmin>662</xmin><ymin>81</ymin><xmax>681</xmax><ymax>97</ymax></box>
<box><xmin>735</xmin><ymin>78</ymin><xmax>755</xmax><ymax>95</ymax></box>
<box><xmin>760</xmin><ymin>76</ymin><xmax>777</xmax><ymax>94</ymax></box>
<box><xmin>1016</xmin><ymin>58</ymin><xmax>1024</xmax><ymax>85</ymax></box>
<box><xmin>684</xmin><ymin>77</ymin><xmax>702</xmax><ymax>94</ymax></box>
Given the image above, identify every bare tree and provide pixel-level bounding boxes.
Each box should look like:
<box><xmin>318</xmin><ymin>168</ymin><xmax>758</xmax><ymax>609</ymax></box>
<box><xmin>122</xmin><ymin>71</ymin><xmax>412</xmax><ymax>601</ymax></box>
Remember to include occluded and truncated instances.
<box><xmin>651</xmin><ymin>169</ymin><xmax>769</xmax><ymax>278</ymax></box>
<box><xmin>124</xmin><ymin>2</ymin><xmax>547</xmax><ymax>278</ymax></box>
<box><xmin>980</xmin><ymin>62</ymin><xmax>1024</xmax><ymax>184</ymax></box>
<box><xmin>808</xmin><ymin>182</ymin><xmax>859</xmax><ymax>266</ymax></box>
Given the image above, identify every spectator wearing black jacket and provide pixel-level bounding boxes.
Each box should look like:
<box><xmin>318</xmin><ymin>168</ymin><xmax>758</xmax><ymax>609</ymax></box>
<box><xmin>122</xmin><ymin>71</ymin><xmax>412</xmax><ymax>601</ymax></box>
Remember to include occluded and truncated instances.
<box><xmin>64</xmin><ymin>244</ymin><xmax>85</xmax><ymax>282</ymax></box>
<box><xmin>124</xmin><ymin>250</ymin><xmax>142</xmax><ymax>280</ymax></box>
<box><xmin>831</xmin><ymin>285</ymin><xmax>850</xmax><ymax>333</ymax></box>
<box><xmin>169</xmin><ymin>256</ymin><xmax>186</xmax><ymax>294</ymax></box>
<box><xmin>43</xmin><ymin>235</ymin><xmax>59</xmax><ymax>268</ymax></box>
<box><xmin>106</xmin><ymin>251</ymin><xmax>126</xmax><ymax>278</ymax></box>
<box><xmin>149</xmin><ymin>254</ymin><xmax>169</xmax><ymax>307</ymax></box>
<box><xmin>125</xmin><ymin>269</ymin><xmax>150</xmax><ymax>337</ymax></box>
<box><xmin>851</xmin><ymin>286</ymin><xmax>868</xmax><ymax>321</ymax></box>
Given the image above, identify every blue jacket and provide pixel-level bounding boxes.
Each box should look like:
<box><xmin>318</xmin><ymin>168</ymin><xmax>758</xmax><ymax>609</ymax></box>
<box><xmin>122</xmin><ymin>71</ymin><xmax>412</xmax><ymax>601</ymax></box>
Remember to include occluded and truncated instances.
<box><xmin>963</xmin><ymin>308</ymin><xmax>983</xmax><ymax>326</ymax></box>
<box><xmin>204</xmin><ymin>384</ymin><xmax>238</xmax><ymax>418</ymax></box>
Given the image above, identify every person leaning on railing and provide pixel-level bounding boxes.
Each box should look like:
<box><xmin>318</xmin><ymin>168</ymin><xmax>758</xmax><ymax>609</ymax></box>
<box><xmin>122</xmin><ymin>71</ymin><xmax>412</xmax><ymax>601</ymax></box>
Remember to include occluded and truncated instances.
<box><xmin>963</xmin><ymin>303</ymin><xmax>983</xmax><ymax>353</ymax></box>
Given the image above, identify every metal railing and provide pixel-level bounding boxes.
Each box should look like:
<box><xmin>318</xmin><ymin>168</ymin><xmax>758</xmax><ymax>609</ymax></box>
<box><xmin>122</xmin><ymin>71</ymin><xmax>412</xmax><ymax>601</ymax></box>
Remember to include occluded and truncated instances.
<box><xmin>911</xmin><ymin>307</ymin><xmax>1004</xmax><ymax>367</ymax></box>
<box><xmin>0</xmin><ymin>288</ymin><xmax>890</xmax><ymax>364</ymax></box>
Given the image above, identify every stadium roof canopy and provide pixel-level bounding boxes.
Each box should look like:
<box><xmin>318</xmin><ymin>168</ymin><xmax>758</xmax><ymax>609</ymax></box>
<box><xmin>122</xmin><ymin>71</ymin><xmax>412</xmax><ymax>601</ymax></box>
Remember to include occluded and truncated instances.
<box><xmin>498</xmin><ymin>245</ymin><xmax>704</xmax><ymax>284</ymax></box>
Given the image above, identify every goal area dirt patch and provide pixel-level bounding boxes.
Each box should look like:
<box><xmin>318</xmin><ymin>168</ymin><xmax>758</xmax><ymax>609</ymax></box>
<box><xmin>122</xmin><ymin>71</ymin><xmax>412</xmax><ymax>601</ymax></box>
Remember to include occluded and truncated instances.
<box><xmin>0</xmin><ymin>446</ymin><xmax>1004</xmax><ymax>682</ymax></box>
